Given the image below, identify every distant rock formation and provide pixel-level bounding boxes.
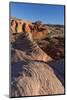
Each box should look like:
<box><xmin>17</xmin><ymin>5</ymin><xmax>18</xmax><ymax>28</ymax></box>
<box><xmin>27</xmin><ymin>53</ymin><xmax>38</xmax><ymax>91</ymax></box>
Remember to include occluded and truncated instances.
<box><xmin>10</xmin><ymin>18</ymin><xmax>49</xmax><ymax>40</ymax></box>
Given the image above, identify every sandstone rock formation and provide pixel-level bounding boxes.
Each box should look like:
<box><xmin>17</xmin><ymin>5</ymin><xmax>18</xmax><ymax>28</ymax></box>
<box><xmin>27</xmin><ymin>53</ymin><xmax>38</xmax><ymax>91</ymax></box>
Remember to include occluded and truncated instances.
<box><xmin>10</xmin><ymin>17</ymin><xmax>64</xmax><ymax>97</ymax></box>
<box><xmin>10</xmin><ymin>18</ymin><xmax>49</xmax><ymax>40</ymax></box>
<box><xmin>11</xmin><ymin>60</ymin><xmax>64</xmax><ymax>97</ymax></box>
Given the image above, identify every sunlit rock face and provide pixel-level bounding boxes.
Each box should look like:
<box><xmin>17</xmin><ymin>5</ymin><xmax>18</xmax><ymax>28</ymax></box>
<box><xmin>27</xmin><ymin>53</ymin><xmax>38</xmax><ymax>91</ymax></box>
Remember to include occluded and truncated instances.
<box><xmin>10</xmin><ymin>18</ymin><xmax>49</xmax><ymax>40</ymax></box>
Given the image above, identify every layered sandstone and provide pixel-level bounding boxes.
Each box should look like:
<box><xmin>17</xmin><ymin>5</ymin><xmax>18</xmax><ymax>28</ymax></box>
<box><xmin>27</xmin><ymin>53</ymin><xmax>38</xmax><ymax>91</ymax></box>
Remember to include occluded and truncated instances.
<box><xmin>10</xmin><ymin>17</ymin><xmax>64</xmax><ymax>97</ymax></box>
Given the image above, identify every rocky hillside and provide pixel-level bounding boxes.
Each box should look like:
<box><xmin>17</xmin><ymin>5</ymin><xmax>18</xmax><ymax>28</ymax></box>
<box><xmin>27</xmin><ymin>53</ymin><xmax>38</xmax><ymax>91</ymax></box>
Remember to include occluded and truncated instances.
<box><xmin>10</xmin><ymin>17</ymin><xmax>65</xmax><ymax>97</ymax></box>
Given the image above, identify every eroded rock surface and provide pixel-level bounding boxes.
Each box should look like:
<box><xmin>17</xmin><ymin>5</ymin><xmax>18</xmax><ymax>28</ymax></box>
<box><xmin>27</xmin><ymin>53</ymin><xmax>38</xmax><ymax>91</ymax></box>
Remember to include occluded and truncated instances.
<box><xmin>10</xmin><ymin>17</ymin><xmax>65</xmax><ymax>97</ymax></box>
<box><xmin>11</xmin><ymin>60</ymin><xmax>64</xmax><ymax>97</ymax></box>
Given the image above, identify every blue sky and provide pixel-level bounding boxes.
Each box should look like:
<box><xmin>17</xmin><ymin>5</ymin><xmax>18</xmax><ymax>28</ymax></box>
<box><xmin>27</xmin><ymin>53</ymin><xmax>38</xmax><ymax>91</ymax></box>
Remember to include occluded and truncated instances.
<box><xmin>10</xmin><ymin>2</ymin><xmax>64</xmax><ymax>25</ymax></box>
